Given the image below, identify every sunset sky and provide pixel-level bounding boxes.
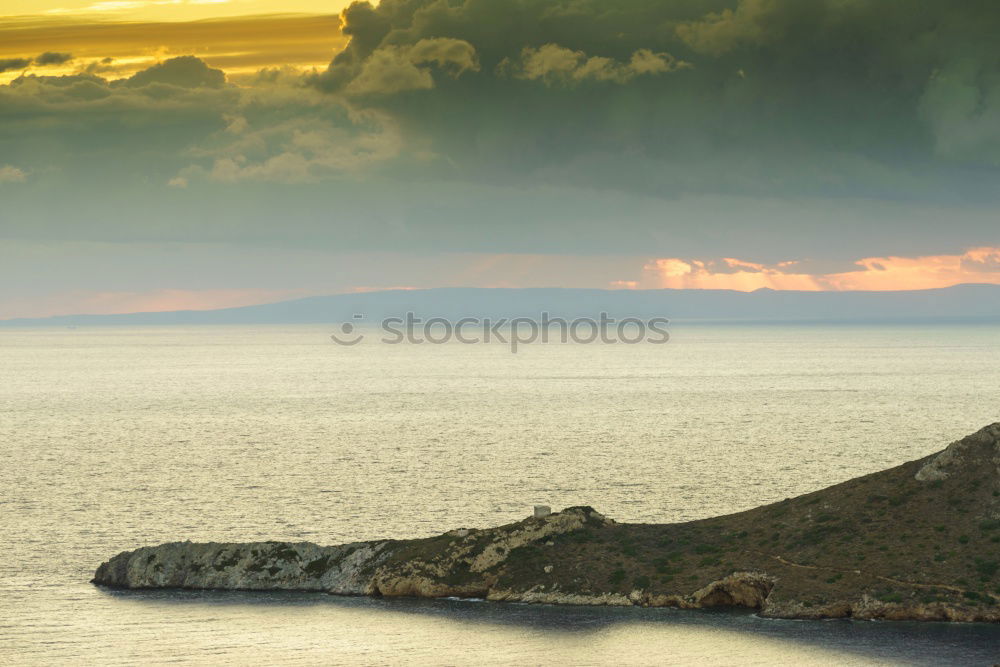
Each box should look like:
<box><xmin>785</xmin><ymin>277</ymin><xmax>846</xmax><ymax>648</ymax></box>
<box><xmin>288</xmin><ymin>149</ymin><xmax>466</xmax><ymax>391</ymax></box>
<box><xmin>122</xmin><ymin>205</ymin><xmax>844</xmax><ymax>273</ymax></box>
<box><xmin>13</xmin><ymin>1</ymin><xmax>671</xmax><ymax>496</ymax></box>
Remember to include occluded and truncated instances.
<box><xmin>3</xmin><ymin>0</ymin><xmax>1000</xmax><ymax>317</ymax></box>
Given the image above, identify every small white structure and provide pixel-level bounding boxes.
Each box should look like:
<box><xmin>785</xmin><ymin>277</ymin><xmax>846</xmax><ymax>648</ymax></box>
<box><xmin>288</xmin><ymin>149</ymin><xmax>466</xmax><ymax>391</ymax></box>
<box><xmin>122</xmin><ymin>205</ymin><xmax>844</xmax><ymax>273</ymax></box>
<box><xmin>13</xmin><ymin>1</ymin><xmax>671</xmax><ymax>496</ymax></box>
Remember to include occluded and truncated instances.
<box><xmin>533</xmin><ymin>505</ymin><xmax>551</xmax><ymax>518</ymax></box>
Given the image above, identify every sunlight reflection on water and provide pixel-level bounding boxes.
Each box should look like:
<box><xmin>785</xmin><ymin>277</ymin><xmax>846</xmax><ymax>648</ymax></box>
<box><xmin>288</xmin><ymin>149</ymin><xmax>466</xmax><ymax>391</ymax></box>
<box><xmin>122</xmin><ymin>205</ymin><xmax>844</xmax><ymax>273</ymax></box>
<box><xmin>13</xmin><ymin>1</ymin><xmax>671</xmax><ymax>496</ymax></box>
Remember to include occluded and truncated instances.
<box><xmin>3</xmin><ymin>324</ymin><xmax>1000</xmax><ymax>664</ymax></box>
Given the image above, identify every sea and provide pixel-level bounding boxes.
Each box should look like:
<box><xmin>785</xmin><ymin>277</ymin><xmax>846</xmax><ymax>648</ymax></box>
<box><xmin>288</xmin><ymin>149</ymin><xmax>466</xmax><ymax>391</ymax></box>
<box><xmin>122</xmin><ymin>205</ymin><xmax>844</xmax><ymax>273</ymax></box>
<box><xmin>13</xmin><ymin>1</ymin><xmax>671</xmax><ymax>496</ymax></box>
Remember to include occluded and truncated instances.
<box><xmin>2</xmin><ymin>324</ymin><xmax>1000</xmax><ymax>665</ymax></box>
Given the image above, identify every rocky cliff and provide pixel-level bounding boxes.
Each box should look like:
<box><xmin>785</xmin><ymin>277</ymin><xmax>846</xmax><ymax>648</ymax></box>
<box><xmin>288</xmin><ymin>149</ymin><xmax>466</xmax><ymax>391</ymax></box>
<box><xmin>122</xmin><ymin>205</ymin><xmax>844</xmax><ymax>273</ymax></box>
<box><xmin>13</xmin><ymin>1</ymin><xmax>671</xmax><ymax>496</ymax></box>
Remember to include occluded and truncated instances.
<box><xmin>94</xmin><ymin>424</ymin><xmax>1000</xmax><ymax>622</ymax></box>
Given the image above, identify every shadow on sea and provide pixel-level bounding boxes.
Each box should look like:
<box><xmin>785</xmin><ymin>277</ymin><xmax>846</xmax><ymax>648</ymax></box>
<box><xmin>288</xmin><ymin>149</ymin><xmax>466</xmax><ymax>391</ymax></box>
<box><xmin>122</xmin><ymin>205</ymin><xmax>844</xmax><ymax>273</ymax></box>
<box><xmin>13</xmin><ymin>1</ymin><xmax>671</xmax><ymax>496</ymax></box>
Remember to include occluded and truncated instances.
<box><xmin>99</xmin><ymin>588</ymin><xmax>1000</xmax><ymax>665</ymax></box>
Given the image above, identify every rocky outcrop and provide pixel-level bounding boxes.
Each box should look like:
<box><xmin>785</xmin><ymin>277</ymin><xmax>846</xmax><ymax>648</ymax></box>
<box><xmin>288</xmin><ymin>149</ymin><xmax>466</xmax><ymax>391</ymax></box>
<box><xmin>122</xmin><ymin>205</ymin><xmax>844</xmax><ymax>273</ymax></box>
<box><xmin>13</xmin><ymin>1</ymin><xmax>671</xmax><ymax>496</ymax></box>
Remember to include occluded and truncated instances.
<box><xmin>92</xmin><ymin>540</ymin><xmax>393</xmax><ymax>594</ymax></box>
<box><xmin>761</xmin><ymin>595</ymin><xmax>1000</xmax><ymax>622</ymax></box>
<box><xmin>94</xmin><ymin>424</ymin><xmax>1000</xmax><ymax>623</ymax></box>
<box><xmin>93</xmin><ymin>507</ymin><xmax>613</xmax><ymax>599</ymax></box>
<box><xmin>487</xmin><ymin>571</ymin><xmax>775</xmax><ymax>610</ymax></box>
<box><xmin>689</xmin><ymin>571</ymin><xmax>775</xmax><ymax>608</ymax></box>
<box><xmin>914</xmin><ymin>423</ymin><xmax>1000</xmax><ymax>482</ymax></box>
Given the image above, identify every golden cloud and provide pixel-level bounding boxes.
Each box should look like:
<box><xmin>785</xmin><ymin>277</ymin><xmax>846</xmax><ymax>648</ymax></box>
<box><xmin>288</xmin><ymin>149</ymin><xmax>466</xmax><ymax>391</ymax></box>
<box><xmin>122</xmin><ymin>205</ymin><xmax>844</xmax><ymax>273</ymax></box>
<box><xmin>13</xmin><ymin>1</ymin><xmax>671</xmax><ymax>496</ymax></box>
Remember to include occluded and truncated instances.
<box><xmin>506</xmin><ymin>44</ymin><xmax>689</xmax><ymax>86</ymax></box>
<box><xmin>345</xmin><ymin>38</ymin><xmax>479</xmax><ymax>96</ymax></box>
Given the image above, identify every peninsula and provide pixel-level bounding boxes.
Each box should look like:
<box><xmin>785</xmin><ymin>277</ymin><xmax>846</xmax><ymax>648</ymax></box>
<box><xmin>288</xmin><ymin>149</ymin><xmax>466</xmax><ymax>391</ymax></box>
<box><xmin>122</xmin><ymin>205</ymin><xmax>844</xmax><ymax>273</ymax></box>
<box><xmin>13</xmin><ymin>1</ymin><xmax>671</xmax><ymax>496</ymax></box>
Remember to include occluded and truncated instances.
<box><xmin>94</xmin><ymin>424</ymin><xmax>1000</xmax><ymax>622</ymax></box>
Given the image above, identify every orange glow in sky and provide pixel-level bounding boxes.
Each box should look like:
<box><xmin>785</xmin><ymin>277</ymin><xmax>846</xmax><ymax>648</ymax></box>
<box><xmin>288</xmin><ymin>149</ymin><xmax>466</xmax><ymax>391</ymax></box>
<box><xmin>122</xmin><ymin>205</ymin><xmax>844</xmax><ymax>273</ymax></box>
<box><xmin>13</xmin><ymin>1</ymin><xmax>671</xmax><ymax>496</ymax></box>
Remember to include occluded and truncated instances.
<box><xmin>10</xmin><ymin>248</ymin><xmax>1000</xmax><ymax>320</ymax></box>
<box><xmin>639</xmin><ymin>247</ymin><xmax>1000</xmax><ymax>291</ymax></box>
<box><xmin>2</xmin><ymin>0</ymin><xmax>355</xmax><ymax>22</ymax></box>
<box><xmin>0</xmin><ymin>7</ymin><xmax>348</xmax><ymax>84</ymax></box>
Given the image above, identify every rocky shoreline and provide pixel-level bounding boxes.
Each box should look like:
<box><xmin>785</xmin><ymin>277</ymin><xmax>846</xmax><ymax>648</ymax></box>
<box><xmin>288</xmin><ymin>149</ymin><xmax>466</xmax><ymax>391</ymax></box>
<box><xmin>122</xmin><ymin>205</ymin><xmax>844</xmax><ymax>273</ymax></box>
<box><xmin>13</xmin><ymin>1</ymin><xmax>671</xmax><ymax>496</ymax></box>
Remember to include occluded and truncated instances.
<box><xmin>94</xmin><ymin>424</ymin><xmax>1000</xmax><ymax>622</ymax></box>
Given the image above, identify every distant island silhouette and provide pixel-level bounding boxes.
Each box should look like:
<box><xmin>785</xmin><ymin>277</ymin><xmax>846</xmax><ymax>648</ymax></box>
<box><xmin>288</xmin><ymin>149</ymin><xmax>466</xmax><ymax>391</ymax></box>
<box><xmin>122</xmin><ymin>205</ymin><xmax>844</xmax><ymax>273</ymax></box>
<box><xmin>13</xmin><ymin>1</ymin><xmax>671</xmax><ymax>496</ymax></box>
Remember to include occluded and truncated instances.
<box><xmin>6</xmin><ymin>284</ymin><xmax>1000</xmax><ymax>327</ymax></box>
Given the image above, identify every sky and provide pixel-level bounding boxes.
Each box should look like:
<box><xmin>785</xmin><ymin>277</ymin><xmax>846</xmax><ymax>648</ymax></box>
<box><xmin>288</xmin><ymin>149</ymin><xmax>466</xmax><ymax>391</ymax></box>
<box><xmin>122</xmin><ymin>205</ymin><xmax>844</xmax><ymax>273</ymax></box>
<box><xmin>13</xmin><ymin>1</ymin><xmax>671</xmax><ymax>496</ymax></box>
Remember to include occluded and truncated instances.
<box><xmin>2</xmin><ymin>0</ymin><xmax>1000</xmax><ymax>317</ymax></box>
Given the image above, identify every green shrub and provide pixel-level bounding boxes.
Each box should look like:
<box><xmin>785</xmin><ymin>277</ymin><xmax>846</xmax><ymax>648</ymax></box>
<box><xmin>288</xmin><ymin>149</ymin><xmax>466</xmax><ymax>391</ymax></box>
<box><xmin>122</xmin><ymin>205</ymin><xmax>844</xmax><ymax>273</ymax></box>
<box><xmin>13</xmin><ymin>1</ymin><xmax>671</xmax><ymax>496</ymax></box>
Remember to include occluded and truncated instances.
<box><xmin>975</xmin><ymin>560</ymin><xmax>998</xmax><ymax>578</ymax></box>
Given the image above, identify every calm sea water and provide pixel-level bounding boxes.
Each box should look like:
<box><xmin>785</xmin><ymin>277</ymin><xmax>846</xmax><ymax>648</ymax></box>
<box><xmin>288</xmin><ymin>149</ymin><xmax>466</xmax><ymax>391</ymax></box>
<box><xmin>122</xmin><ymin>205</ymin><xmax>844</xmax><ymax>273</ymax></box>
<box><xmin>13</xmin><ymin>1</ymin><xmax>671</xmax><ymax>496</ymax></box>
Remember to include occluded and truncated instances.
<box><xmin>2</xmin><ymin>324</ymin><xmax>1000</xmax><ymax>665</ymax></box>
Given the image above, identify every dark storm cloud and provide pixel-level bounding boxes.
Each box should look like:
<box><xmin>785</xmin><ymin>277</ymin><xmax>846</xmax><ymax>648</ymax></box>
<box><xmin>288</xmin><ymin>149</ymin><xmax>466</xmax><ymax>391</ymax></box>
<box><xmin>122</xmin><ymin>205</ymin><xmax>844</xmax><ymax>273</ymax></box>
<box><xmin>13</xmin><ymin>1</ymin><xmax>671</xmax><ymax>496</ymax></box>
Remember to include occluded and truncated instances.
<box><xmin>34</xmin><ymin>51</ymin><xmax>73</xmax><ymax>66</ymax></box>
<box><xmin>0</xmin><ymin>57</ymin><xmax>241</xmax><ymax>204</ymax></box>
<box><xmin>2</xmin><ymin>1</ymin><xmax>1000</xmax><ymax>261</ymax></box>
<box><xmin>306</xmin><ymin>0</ymin><xmax>1000</xmax><ymax>202</ymax></box>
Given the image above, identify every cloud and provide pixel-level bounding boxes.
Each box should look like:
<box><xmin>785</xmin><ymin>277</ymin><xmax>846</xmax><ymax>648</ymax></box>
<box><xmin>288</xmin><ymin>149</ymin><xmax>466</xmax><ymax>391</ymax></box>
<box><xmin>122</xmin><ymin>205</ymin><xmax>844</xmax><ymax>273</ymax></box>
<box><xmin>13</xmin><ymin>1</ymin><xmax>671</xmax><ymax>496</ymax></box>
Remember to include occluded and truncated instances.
<box><xmin>299</xmin><ymin>0</ymin><xmax>1000</xmax><ymax>207</ymax></box>
<box><xmin>34</xmin><ymin>51</ymin><xmax>73</xmax><ymax>66</ymax></box>
<box><xmin>919</xmin><ymin>59</ymin><xmax>1000</xmax><ymax>166</ymax></box>
<box><xmin>506</xmin><ymin>44</ymin><xmax>688</xmax><ymax>86</ymax></box>
<box><xmin>0</xmin><ymin>14</ymin><xmax>347</xmax><ymax>84</ymax></box>
<box><xmin>675</xmin><ymin>0</ymin><xmax>773</xmax><ymax>56</ymax></box>
<box><xmin>120</xmin><ymin>55</ymin><xmax>225</xmax><ymax>88</ymax></box>
<box><xmin>0</xmin><ymin>165</ymin><xmax>28</xmax><ymax>183</ymax></box>
<box><xmin>0</xmin><ymin>53</ymin><xmax>406</xmax><ymax>192</ymax></box>
<box><xmin>641</xmin><ymin>257</ymin><xmax>827</xmax><ymax>291</ymax></box>
<box><xmin>344</xmin><ymin>38</ymin><xmax>479</xmax><ymax>96</ymax></box>
<box><xmin>0</xmin><ymin>58</ymin><xmax>32</xmax><ymax>73</ymax></box>
<box><xmin>0</xmin><ymin>52</ymin><xmax>74</xmax><ymax>74</ymax></box>
<box><xmin>199</xmin><ymin>120</ymin><xmax>400</xmax><ymax>183</ymax></box>
<box><xmin>171</xmin><ymin>99</ymin><xmax>403</xmax><ymax>184</ymax></box>
<box><xmin>2</xmin><ymin>0</ymin><xmax>1000</xmax><ymax>268</ymax></box>
<box><xmin>961</xmin><ymin>247</ymin><xmax>1000</xmax><ymax>273</ymax></box>
<box><xmin>636</xmin><ymin>248</ymin><xmax>1000</xmax><ymax>291</ymax></box>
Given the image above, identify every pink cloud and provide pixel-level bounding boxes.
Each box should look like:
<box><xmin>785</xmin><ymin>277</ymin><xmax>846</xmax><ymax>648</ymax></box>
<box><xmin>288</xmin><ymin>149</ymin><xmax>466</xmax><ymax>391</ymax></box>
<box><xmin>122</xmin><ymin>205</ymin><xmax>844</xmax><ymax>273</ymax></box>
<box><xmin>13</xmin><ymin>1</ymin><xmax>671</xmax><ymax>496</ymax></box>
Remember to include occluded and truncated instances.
<box><xmin>634</xmin><ymin>247</ymin><xmax>1000</xmax><ymax>291</ymax></box>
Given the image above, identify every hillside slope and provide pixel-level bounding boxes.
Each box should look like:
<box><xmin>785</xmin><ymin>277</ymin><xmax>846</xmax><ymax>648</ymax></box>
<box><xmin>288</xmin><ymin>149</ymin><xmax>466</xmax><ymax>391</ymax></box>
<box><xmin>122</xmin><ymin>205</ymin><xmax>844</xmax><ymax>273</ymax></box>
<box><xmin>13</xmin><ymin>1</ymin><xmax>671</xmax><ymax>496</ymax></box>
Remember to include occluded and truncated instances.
<box><xmin>94</xmin><ymin>424</ymin><xmax>1000</xmax><ymax>621</ymax></box>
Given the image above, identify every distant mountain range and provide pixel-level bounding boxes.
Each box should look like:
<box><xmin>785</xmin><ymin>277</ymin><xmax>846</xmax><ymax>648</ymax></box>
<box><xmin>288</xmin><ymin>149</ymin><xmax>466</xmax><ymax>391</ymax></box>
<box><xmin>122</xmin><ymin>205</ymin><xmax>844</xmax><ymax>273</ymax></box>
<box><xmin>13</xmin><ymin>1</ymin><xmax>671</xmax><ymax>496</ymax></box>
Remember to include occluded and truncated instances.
<box><xmin>3</xmin><ymin>284</ymin><xmax>1000</xmax><ymax>326</ymax></box>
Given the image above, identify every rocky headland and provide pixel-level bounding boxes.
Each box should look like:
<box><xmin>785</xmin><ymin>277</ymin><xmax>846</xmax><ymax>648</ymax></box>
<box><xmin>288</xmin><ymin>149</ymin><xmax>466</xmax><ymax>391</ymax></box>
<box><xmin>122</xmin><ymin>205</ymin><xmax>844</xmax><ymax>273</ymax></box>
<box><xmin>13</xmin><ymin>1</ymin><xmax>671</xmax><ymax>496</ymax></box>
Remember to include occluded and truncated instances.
<box><xmin>94</xmin><ymin>424</ymin><xmax>1000</xmax><ymax>621</ymax></box>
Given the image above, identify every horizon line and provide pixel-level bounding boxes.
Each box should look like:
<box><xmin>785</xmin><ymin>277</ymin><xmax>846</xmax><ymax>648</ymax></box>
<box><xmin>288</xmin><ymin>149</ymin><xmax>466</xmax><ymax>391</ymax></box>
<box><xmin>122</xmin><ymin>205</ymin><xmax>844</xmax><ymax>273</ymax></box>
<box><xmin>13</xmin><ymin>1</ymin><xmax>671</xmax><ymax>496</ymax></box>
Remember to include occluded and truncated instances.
<box><xmin>3</xmin><ymin>282</ymin><xmax>1000</xmax><ymax>324</ymax></box>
